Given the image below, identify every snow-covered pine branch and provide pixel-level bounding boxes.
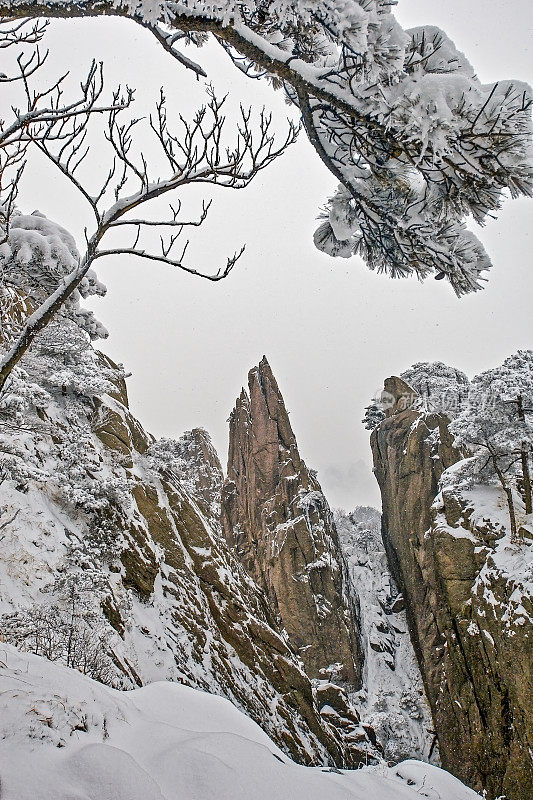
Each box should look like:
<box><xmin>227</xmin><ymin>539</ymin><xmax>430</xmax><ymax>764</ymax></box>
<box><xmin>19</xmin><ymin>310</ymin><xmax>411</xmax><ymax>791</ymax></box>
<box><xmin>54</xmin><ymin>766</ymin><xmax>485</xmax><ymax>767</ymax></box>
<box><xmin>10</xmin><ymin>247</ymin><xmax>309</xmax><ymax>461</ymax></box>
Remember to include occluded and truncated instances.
<box><xmin>400</xmin><ymin>361</ymin><xmax>470</xmax><ymax>418</ymax></box>
<box><xmin>1</xmin><ymin>0</ymin><xmax>531</xmax><ymax>294</ymax></box>
<box><xmin>362</xmin><ymin>361</ymin><xmax>469</xmax><ymax>432</ymax></box>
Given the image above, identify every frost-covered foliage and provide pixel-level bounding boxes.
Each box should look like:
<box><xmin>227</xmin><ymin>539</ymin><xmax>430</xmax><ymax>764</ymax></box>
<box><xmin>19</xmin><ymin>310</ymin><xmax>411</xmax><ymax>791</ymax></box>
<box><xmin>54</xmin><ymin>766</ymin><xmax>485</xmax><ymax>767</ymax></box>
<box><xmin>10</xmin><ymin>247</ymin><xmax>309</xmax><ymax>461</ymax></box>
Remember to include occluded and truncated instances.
<box><xmin>363</xmin><ymin>361</ymin><xmax>470</xmax><ymax>432</ymax></box>
<box><xmin>401</xmin><ymin>361</ymin><xmax>470</xmax><ymax>418</ymax></box>
<box><xmin>452</xmin><ymin>352</ymin><xmax>533</xmax><ymax>456</ymax></box>
<box><xmin>0</xmin><ymin>211</ymin><xmax>107</xmax><ymax>344</ymax></box>
<box><xmin>29</xmin><ymin>318</ymin><xmax>118</xmax><ymax>398</ymax></box>
<box><xmin>362</xmin><ymin>402</ymin><xmax>385</xmax><ymax>432</ymax></box>
<box><xmin>2</xmin><ymin>211</ymin><xmax>78</xmax><ymax>295</ymax></box>
<box><xmin>146</xmin><ymin>437</ymin><xmax>189</xmax><ymax>474</ymax></box>
<box><xmin>0</xmin><ymin>287</ymin><xmax>31</xmax><ymax>345</ymax></box>
<box><xmin>3</xmin><ymin>2</ymin><xmax>533</xmax><ymax>296</ymax></box>
<box><xmin>451</xmin><ymin>351</ymin><xmax>533</xmax><ymax>479</ymax></box>
<box><xmin>0</xmin><ymin>302</ymin><xmax>137</xmax><ymax>689</ymax></box>
<box><xmin>0</xmin><ymin>570</ymin><xmax>116</xmax><ymax>684</ymax></box>
<box><xmin>189</xmin><ymin>0</ymin><xmax>533</xmax><ymax>293</ymax></box>
<box><xmin>146</xmin><ymin>428</ymin><xmax>223</xmax><ymax>520</ymax></box>
<box><xmin>450</xmin><ymin>350</ymin><xmax>533</xmax><ymax>536</ymax></box>
<box><xmin>0</xmin><ymin>303</ymin><xmax>130</xmax><ymax>516</ymax></box>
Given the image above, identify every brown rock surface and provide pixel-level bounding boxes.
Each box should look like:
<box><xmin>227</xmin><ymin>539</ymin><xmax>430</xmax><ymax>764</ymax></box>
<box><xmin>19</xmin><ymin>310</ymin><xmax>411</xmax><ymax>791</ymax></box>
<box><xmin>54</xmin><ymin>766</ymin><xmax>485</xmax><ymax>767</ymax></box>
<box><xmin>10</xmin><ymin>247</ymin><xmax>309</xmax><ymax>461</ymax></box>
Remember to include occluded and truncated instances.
<box><xmin>0</xmin><ymin>290</ymin><xmax>376</xmax><ymax>769</ymax></box>
<box><xmin>371</xmin><ymin>380</ymin><xmax>533</xmax><ymax>799</ymax></box>
<box><xmin>381</xmin><ymin>376</ymin><xmax>419</xmax><ymax>417</ymax></box>
<box><xmin>107</xmin><ymin>391</ymin><xmax>365</xmax><ymax>766</ymax></box>
<box><xmin>83</xmin><ymin>374</ymin><xmax>376</xmax><ymax>767</ymax></box>
<box><xmin>222</xmin><ymin>357</ymin><xmax>362</xmax><ymax>688</ymax></box>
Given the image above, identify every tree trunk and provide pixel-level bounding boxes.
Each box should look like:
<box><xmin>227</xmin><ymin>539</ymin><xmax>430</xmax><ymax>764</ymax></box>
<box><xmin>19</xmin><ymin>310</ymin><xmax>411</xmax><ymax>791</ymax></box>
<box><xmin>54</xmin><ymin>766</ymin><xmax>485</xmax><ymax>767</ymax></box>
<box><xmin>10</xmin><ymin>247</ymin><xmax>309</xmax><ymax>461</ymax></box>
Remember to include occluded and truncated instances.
<box><xmin>504</xmin><ymin>485</ymin><xmax>518</xmax><ymax>540</ymax></box>
<box><xmin>517</xmin><ymin>396</ymin><xmax>532</xmax><ymax>514</ymax></box>
<box><xmin>520</xmin><ymin>447</ymin><xmax>532</xmax><ymax>515</ymax></box>
<box><xmin>491</xmin><ymin>452</ymin><xmax>518</xmax><ymax>540</ymax></box>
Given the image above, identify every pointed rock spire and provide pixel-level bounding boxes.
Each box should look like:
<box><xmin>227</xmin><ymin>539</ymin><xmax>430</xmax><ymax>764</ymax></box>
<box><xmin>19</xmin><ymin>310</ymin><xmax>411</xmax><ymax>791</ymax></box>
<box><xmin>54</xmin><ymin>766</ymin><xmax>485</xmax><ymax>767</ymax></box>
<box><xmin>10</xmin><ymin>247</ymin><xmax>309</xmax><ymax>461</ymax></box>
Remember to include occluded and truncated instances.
<box><xmin>222</xmin><ymin>357</ymin><xmax>363</xmax><ymax>687</ymax></box>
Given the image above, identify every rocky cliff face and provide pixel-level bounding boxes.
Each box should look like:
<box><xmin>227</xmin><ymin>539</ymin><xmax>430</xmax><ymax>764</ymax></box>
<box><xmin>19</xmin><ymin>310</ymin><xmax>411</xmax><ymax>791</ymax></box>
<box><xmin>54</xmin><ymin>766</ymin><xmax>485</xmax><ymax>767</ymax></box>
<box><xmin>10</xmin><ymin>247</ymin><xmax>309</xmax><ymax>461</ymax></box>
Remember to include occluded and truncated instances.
<box><xmin>0</xmin><ymin>329</ymin><xmax>380</xmax><ymax>767</ymax></box>
<box><xmin>164</xmin><ymin>427</ymin><xmax>223</xmax><ymax>525</ymax></box>
<box><xmin>221</xmin><ymin>357</ymin><xmax>362</xmax><ymax>689</ymax></box>
<box><xmin>371</xmin><ymin>377</ymin><xmax>533</xmax><ymax>800</ymax></box>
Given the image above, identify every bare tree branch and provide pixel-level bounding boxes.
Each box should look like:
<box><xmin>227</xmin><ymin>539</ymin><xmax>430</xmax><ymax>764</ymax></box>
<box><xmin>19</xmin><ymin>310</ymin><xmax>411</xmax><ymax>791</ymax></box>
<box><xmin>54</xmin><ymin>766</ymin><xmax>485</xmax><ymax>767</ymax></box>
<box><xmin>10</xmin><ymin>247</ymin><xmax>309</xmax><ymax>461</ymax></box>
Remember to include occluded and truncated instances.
<box><xmin>0</xmin><ymin>69</ymin><xmax>297</xmax><ymax>392</ymax></box>
<box><xmin>140</xmin><ymin>21</ymin><xmax>207</xmax><ymax>78</ymax></box>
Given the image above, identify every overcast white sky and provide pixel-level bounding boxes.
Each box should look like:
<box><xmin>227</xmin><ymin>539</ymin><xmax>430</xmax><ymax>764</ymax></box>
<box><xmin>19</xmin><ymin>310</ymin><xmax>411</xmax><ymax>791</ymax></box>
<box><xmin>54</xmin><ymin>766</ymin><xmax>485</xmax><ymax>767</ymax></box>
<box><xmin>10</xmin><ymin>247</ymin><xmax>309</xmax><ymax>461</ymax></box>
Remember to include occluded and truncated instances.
<box><xmin>12</xmin><ymin>0</ymin><xmax>533</xmax><ymax>509</ymax></box>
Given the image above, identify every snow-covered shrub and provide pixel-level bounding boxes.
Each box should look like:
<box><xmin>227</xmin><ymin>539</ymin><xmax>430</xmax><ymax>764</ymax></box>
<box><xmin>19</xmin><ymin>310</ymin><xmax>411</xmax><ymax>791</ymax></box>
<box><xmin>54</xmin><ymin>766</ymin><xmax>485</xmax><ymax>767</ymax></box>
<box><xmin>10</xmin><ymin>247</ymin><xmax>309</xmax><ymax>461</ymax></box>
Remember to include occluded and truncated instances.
<box><xmin>0</xmin><ymin>570</ymin><xmax>117</xmax><ymax>684</ymax></box>
<box><xmin>0</xmin><ymin>364</ymin><xmax>51</xmax><ymax>424</ymax></box>
<box><xmin>1</xmin><ymin>604</ymin><xmax>116</xmax><ymax>684</ymax></box>
<box><xmin>30</xmin><ymin>318</ymin><xmax>120</xmax><ymax>399</ymax></box>
<box><xmin>0</xmin><ymin>360</ymin><xmax>129</xmax><ymax>522</ymax></box>
<box><xmin>0</xmin><ymin>210</ymin><xmax>107</xmax><ymax>344</ymax></box>
<box><xmin>363</xmin><ymin>361</ymin><xmax>470</xmax><ymax>432</ymax></box>
<box><xmin>146</xmin><ymin>436</ymin><xmax>193</xmax><ymax>478</ymax></box>
<box><xmin>450</xmin><ymin>350</ymin><xmax>533</xmax><ymax>538</ymax></box>
<box><xmin>0</xmin><ymin>211</ymin><xmax>78</xmax><ymax>295</ymax></box>
<box><xmin>400</xmin><ymin>362</ymin><xmax>470</xmax><ymax>418</ymax></box>
<box><xmin>451</xmin><ymin>352</ymin><xmax>533</xmax><ymax>478</ymax></box>
<box><xmin>362</xmin><ymin>402</ymin><xmax>385</xmax><ymax>431</ymax></box>
<box><xmin>50</xmin><ymin>424</ymin><xmax>131</xmax><ymax>513</ymax></box>
<box><xmin>0</xmin><ymin>274</ymin><xmax>131</xmax><ymax>510</ymax></box>
<box><xmin>0</xmin><ymin>287</ymin><xmax>32</xmax><ymax>346</ymax></box>
<box><xmin>62</xmin><ymin>473</ymin><xmax>131</xmax><ymax>514</ymax></box>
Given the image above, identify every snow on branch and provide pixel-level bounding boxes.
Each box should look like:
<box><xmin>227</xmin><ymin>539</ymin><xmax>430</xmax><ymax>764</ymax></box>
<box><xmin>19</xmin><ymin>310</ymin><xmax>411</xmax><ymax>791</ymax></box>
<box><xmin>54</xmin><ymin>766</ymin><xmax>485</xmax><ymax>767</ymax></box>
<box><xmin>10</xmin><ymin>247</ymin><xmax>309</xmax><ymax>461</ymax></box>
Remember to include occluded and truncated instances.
<box><xmin>0</xmin><ymin>30</ymin><xmax>131</xmax><ymax>247</ymax></box>
<box><xmin>0</xmin><ymin>0</ymin><xmax>531</xmax><ymax>296</ymax></box>
<box><xmin>0</xmin><ymin>68</ymin><xmax>297</xmax><ymax>392</ymax></box>
<box><xmin>140</xmin><ymin>21</ymin><xmax>207</xmax><ymax>77</ymax></box>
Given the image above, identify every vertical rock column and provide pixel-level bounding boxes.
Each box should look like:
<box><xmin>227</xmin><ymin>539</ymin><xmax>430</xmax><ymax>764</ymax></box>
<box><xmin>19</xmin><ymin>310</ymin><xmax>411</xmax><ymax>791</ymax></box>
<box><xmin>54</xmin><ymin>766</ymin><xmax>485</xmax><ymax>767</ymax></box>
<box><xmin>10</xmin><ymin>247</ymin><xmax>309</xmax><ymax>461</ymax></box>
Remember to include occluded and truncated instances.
<box><xmin>371</xmin><ymin>376</ymin><xmax>533</xmax><ymax>800</ymax></box>
<box><xmin>221</xmin><ymin>357</ymin><xmax>362</xmax><ymax>688</ymax></box>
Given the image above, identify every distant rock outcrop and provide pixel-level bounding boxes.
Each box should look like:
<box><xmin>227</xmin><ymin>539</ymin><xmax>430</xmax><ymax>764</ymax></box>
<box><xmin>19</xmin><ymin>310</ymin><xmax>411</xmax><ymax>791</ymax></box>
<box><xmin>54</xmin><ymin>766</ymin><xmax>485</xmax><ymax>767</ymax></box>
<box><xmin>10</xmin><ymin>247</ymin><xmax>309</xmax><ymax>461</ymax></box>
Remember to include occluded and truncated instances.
<box><xmin>163</xmin><ymin>427</ymin><xmax>224</xmax><ymax>525</ymax></box>
<box><xmin>371</xmin><ymin>376</ymin><xmax>533</xmax><ymax>800</ymax></box>
<box><xmin>221</xmin><ymin>357</ymin><xmax>362</xmax><ymax>688</ymax></box>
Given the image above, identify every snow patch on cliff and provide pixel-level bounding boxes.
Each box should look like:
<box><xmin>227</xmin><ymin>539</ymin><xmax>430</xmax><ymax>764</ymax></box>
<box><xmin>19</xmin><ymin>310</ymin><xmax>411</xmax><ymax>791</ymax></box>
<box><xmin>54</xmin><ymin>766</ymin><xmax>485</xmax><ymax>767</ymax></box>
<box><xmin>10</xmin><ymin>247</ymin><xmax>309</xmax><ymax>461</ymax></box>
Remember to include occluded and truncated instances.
<box><xmin>336</xmin><ymin>507</ymin><xmax>436</xmax><ymax>764</ymax></box>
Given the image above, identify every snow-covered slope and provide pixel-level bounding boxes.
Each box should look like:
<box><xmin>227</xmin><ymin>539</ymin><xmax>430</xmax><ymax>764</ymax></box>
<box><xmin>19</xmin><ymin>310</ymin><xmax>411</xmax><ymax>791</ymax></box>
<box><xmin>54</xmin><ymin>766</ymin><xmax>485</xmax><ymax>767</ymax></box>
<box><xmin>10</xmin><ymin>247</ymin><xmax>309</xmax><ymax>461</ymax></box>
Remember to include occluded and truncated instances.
<box><xmin>0</xmin><ymin>321</ymin><xmax>376</xmax><ymax>766</ymax></box>
<box><xmin>0</xmin><ymin>643</ymin><xmax>482</xmax><ymax>800</ymax></box>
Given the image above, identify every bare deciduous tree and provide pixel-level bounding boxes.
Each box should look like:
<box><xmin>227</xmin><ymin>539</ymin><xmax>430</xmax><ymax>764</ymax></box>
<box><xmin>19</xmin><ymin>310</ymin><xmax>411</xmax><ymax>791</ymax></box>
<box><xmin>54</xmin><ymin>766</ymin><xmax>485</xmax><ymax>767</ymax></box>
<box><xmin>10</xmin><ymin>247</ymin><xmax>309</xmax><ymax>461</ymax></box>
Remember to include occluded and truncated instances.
<box><xmin>0</xmin><ymin>18</ymin><xmax>297</xmax><ymax>393</ymax></box>
<box><xmin>0</xmin><ymin>19</ymin><xmax>130</xmax><ymax>237</ymax></box>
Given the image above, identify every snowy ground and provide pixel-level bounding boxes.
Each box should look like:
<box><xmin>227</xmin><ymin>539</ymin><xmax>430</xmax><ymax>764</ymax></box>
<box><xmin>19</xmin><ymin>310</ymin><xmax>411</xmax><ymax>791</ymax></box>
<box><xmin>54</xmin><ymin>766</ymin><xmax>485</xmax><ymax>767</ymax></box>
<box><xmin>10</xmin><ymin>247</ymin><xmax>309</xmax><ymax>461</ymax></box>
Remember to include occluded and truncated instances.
<box><xmin>0</xmin><ymin>643</ymin><xmax>482</xmax><ymax>800</ymax></box>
